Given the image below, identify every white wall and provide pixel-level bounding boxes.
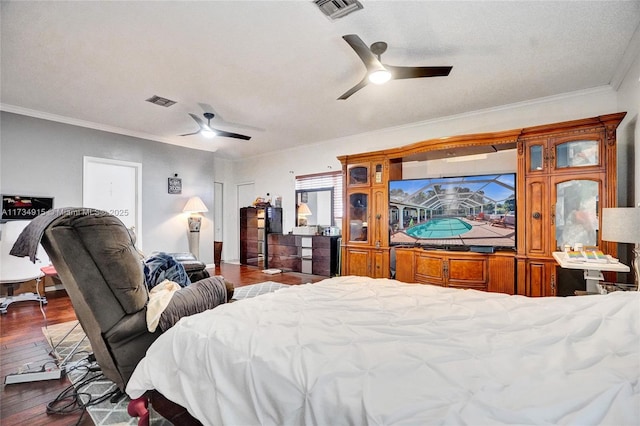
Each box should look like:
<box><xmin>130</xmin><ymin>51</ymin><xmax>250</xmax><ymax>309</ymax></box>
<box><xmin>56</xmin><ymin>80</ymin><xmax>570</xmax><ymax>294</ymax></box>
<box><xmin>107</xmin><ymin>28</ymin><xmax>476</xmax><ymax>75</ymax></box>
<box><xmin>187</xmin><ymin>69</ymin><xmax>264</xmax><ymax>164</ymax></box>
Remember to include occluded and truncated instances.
<box><xmin>0</xmin><ymin>112</ymin><xmax>218</xmax><ymax>264</ymax></box>
<box><xmin>227</xmin><ymin>87</ymin><xmax>622</xmax><ymax>246</ymax></box>
<box><xmin>614</xmin><ymin>42</ymin><xmax>640</xmax><ymax>206</ymax></box>
<box><xmin>402</xmin><ymin>150</ymin><xmax>517</xmax><ymax>179</ymax></box>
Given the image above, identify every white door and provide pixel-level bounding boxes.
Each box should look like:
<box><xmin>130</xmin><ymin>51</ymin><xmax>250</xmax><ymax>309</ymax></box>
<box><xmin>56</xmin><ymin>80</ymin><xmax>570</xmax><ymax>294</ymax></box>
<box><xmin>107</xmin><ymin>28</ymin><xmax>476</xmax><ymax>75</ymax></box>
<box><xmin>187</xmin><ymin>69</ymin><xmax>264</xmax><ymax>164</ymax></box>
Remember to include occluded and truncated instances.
<box><xmin>214</xmin><ymin>182</ymin><xmax>224</xmax><ymax>242</ymax></box>
<box><xmin>83</xmin><ymin>156</ymin><xmax>142</xmax><ymax>248</ymax></box>
<box><xmin>214</xmin><ymin>182</ymin><xmax>223</xmax><ymax>263</ymax></box>
<box><xmin>237</xmin><ymin>182</ymin><xmax>255</xmax><ymax>209</ymax></box>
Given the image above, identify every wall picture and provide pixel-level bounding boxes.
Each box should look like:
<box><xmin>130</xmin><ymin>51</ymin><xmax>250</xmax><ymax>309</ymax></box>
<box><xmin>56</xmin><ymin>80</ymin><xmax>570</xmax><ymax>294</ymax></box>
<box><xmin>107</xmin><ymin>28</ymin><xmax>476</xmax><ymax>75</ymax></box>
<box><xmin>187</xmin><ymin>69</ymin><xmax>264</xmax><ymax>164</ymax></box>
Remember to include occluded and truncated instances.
<box><xmin>1</xmin><ymin>195</ymin><xmax>54</xmax><ymax>220</ymax></box>
<box><xmin>168</xmin><ymin>177</ymin><xmax>182</xmax><ymax>194</ymax></box>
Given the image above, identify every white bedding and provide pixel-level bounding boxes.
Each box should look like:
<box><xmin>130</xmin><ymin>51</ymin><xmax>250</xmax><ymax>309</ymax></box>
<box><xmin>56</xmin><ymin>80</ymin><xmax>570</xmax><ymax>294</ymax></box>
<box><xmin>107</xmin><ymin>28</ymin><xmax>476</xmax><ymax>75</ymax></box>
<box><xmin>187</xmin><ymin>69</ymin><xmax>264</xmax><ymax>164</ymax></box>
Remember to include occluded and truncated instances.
<box><xmin>127</xmin><ymin>276</ymin><xmax>639</xmax><ymax>425</ymax></box>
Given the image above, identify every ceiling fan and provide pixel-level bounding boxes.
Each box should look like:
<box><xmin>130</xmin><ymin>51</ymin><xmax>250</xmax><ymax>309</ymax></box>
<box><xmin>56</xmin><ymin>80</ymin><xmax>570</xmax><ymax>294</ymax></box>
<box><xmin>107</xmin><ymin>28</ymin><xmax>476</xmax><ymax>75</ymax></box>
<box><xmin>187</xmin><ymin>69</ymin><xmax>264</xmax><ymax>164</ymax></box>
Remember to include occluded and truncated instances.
<box><xmin>338</xmin><ymin>34</ymin><xmax>453</xmax><ymax>100</ymax></box>
<box><xmin>180</xmin><ymin>112</ymin><xmax>251</xmax><ymax>140</ymax></box>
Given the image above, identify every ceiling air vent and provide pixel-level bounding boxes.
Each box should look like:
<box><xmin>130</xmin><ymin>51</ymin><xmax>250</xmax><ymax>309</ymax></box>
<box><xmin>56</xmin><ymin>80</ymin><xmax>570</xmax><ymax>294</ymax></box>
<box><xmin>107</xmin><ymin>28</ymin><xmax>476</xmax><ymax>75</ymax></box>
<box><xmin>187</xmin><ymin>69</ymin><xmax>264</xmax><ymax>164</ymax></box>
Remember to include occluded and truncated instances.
<box><xmin>145</xmin><ymin>95</ymin><xmax>176</xmax><ymax>107</ymax></box>
<box><xmin>314</xmin><ymin>0</ymin><xmax>363</xmax><ymax>20</ymax></box>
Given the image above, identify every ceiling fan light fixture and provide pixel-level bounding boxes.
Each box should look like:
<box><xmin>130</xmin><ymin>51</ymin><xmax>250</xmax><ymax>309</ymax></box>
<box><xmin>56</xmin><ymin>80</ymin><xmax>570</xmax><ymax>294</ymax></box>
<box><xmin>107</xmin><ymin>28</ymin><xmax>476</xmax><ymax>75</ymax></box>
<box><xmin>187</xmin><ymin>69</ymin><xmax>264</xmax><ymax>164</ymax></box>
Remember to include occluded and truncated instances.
<box><xmin>201</xmin><ymin>128</ymin><xmax>216</xmax><ymax>138</ymax></box>
<box><xmin>368</xmin><ymin>69</ymin><xmax>392</xmax><ymax>85</ymax></box>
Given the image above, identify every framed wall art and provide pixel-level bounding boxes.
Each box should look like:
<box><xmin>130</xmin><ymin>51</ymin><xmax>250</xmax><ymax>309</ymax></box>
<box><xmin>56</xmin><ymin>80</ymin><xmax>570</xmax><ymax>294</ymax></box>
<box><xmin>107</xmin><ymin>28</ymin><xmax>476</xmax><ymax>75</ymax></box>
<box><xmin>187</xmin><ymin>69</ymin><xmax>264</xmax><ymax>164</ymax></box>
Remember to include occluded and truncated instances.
<box><xmin>168</xmin><ymin>176</ymin><xmax>182</xmax><ymax>194</ymax></box>
<box><xmin>1</xmin><ymin>195</ymin><xmax>54</xmax><ymax>221</ymax></box>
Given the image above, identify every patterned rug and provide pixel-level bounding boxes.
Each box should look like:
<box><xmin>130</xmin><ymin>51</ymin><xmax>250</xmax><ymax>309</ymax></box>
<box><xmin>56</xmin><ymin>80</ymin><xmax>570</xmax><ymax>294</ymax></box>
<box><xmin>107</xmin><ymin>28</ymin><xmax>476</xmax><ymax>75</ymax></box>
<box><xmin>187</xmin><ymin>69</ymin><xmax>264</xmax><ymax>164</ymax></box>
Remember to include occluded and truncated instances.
<box><xmin>41</xmin><ymin>281</ymin><xmax>289</xmax><ymax>425</ymax></box>
<box><xmin>232</xmin><ymin>281</ymin><xmax>290</xmax><ymax>299</ymax></box>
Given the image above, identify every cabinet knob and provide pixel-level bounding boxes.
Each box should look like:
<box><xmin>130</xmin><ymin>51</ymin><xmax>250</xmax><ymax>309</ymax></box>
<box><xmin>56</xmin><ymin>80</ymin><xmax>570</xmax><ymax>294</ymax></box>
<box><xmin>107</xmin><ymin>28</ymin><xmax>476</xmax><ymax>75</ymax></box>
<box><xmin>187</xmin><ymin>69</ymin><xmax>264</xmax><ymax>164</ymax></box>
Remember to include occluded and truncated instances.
<box><xmin>532</xmin><ymin>212</ymin><xmax>541</xmax><ymax>219</ymax></box>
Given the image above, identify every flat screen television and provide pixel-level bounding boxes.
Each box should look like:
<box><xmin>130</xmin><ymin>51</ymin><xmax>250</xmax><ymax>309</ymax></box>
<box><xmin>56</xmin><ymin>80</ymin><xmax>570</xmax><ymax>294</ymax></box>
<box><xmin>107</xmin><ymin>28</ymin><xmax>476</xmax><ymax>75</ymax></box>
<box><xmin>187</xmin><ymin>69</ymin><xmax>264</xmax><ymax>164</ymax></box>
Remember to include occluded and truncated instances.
<box><xmin>389</xmin><ymin>173</ymin><xmax>516</xmax><ymax>251</ymax></box>
<box><xmin>1</xmin><ymin>195</ymin><xmax>54</xmax><ymax>221</ymax></box>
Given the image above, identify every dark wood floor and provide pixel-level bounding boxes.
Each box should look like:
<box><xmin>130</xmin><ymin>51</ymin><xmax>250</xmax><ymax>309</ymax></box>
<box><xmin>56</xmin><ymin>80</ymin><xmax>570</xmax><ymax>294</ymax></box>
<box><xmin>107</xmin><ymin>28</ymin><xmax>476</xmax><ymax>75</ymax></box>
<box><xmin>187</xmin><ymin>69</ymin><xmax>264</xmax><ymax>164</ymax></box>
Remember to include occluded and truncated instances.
<box><xmin>0</xmin><ymin>263</ymin><xmax>327</xmax><ymax>425</ymax></box>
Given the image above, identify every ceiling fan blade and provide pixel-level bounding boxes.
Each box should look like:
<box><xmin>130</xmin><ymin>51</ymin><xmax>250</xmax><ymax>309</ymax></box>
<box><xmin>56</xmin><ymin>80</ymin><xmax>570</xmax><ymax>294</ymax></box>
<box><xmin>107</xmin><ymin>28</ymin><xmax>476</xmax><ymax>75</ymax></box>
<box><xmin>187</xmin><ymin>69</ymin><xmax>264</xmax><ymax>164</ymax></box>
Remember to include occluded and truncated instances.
<box><xmin>338</xmin><ymin>76</ymin><xmax>369</xmax><ymax>100</ymax></box>
<box><xmin>342</xmin><ymin>34</ymin><xmax>384</xmax><ymax>72</ymax></box>
<box><xmin>179</xmin><ymin>131</ymin><xmax>201</xmax><ymax>137</ymax></box>
<box><xmin>211</xmin><ymin>128</ymin><xmax>251</xmax><ymax>140</ymax></box>
<box><xmin>385</xmin><ymin>65</ymin><xmax>452</xmax><ymax>80</ymax></box>
<box><xmin>188</xmin><ymin>113</ymin><xmax>206</xmax><ymax>129</ymax></box>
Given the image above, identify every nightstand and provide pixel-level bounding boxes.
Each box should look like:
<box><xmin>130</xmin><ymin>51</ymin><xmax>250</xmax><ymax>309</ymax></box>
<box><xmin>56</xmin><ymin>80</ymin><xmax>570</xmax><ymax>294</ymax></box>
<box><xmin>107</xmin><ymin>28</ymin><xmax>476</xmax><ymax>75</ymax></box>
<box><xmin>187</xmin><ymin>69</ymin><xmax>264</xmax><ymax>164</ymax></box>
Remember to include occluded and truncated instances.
<box><xmin>552</xmin><ymin>251</ymin><xmax>630</xmax><ymax>294</ymax></box>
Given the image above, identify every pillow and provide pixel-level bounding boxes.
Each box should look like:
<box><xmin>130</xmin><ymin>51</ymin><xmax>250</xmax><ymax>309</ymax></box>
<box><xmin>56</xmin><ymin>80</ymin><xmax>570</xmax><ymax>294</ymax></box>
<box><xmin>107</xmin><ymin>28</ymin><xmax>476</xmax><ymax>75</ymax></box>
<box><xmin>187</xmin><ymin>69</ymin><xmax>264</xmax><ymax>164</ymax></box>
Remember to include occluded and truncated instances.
<box><xmin>157</xmin><ymin>275</ymin><xmax>232</xmax><ymax>332</ymax></box>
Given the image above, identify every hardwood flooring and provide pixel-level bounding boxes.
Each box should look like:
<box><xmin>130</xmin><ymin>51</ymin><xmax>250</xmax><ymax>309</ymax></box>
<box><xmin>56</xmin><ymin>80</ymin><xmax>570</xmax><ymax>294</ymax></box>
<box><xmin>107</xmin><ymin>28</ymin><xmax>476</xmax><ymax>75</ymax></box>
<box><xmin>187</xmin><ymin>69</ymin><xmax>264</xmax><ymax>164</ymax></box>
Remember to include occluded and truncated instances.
<box><xmin>0</xmin><ymin>263</ymin><xmax>328</xmax><ymax>425</ymax></box>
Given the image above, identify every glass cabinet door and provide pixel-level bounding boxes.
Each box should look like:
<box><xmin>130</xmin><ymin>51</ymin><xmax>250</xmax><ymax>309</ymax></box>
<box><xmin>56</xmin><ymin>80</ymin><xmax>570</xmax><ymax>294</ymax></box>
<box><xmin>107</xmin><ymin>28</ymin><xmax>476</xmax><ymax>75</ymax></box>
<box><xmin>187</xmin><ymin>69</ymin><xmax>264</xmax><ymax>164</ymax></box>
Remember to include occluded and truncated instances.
<box><xmin>554</xmin><ymin>140</ymin><xmax>599</xmax><ymax>169</ymax></box>
<box><xmin>373</xmin><ymin>163</ymin><xmax>383</xmax><ymax>185</ymax></box>
<box><xmin>348</xmin><ymin>165</ymin><xmax>369</xmax><ymax>186</ymax></box>
<box><xmin>554</xmin><ymin>179</ymin><xmax>600</xmax><ymax>250</ymax></box>
<box><xmin>528</xmin><ymin>144</ymin><xmax>545</xmax><ymax>172</ymax></box>
<box><xmin>348</xmin><ymin>192</ymin><xmax>368</xmax><ymax>242</ymax></box>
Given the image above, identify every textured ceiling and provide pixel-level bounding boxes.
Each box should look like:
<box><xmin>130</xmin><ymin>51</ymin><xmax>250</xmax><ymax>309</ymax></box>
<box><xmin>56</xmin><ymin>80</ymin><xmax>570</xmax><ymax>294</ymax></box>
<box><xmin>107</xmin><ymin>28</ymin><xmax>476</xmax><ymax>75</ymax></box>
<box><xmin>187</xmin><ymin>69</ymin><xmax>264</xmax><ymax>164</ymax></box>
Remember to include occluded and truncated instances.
<box><xmin>1</xmin><ymin>1</ymin><xmax>639</xmax><ymax>160</ymax></box>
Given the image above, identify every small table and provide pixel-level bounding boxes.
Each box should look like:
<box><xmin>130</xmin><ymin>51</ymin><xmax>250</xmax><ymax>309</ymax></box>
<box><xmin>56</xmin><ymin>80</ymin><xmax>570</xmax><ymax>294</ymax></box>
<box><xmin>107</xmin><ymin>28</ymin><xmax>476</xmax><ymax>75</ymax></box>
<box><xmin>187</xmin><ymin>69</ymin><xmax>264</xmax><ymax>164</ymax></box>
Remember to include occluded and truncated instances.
<box><xmin>552</xmin><ymin>251</ymin><xmax>630</xmax><ymax>294</ymax></box>
<box><xmin>0</xmin><ymin>257</ymin><xmax>47</xmax><ymax>314</ymax></box>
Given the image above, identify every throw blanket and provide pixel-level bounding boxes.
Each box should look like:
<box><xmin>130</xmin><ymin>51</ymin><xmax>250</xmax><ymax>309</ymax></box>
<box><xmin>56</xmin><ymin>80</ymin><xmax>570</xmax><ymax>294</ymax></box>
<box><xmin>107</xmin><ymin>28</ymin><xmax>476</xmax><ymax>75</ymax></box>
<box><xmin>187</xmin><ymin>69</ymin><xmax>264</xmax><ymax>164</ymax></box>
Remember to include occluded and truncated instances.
<box><xmin>147</xmin><ymin>280</ymin><xmax>181</xmax><ymax>332</ymax></box>
<box><xmin>10</xmin><ymin>207</ymin><xmax>86</xmax><ymax>262</ymax></box>
<box><xmin>143</xmin><ymin>252</ymin><xmax>190</xmax><ymax>289</ymax></box>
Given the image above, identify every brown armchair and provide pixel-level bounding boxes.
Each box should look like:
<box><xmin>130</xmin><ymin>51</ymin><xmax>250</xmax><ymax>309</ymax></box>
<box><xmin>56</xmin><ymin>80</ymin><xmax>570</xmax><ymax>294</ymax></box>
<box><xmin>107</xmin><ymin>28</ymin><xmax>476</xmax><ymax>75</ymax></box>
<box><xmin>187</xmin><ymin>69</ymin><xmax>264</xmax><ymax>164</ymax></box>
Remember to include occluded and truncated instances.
<box><xmin>12</xmin><ymin>208</ymin><xmax>231</xmax><ymax>392</ymax></box>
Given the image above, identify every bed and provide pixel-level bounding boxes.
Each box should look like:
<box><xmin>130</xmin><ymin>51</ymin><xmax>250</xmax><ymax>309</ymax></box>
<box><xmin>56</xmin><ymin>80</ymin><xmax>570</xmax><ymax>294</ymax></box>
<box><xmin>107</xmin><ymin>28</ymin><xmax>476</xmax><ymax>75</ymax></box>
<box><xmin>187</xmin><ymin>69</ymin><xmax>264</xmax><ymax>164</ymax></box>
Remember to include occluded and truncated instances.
<box><xmin>126</xmin><ymin>276</ymin><xmax>639</xmax><ymax>425</ymax></box>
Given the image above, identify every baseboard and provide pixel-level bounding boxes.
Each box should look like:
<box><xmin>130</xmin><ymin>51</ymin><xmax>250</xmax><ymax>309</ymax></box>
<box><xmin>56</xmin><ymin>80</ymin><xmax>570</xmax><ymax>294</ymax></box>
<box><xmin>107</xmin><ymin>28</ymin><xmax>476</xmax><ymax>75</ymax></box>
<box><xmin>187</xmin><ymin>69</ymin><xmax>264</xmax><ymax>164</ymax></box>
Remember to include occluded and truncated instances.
<box><xmin>45</xmin><ymin>284</ymin><xmax>65</xmax><ymax>292</ymax></box>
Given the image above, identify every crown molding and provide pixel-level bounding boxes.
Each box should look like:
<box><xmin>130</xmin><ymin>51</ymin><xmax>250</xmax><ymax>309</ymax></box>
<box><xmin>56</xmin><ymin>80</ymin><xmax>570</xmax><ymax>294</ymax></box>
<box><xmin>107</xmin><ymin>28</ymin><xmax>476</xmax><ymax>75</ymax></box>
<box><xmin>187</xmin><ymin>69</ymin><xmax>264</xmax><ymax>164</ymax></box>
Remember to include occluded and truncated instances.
<box><xmin>611</xmin><ymin>22</ymin><xmax>640</xmax><ymax>90</ymax></box>
<box><xmin>0</xmin><ymin>104</ymin><xmax>217</xmax><ymax>153</ymax></box>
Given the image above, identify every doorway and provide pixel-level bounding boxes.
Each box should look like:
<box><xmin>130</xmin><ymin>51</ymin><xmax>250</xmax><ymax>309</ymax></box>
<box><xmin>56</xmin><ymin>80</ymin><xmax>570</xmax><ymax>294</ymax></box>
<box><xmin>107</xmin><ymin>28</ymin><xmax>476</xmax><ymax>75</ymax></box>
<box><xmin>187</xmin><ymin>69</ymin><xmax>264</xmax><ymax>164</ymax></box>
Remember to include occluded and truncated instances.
<box><xmin>83</xmin><ymin>156</ymin><xmax>142</xmax><ymax>248</ymax></box>
<box><xmin>214</xmin><ymin>182</ymin><xmax>223</xmax><ymax>265</ymax></box>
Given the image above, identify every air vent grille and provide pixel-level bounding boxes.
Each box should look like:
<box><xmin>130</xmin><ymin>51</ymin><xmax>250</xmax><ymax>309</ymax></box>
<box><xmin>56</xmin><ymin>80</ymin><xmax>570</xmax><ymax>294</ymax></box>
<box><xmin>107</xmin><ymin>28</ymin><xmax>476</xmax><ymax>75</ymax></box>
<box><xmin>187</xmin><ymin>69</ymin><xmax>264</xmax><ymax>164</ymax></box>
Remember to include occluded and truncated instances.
<box><xmin>314</xmin><ymin>0</ymin><xmax>363</xmax><ymax>20</ymax></box>
<box><xmin>145</xmin><ymin>95</ymin><xmax>176</xmax><ymax>107</ymax></box>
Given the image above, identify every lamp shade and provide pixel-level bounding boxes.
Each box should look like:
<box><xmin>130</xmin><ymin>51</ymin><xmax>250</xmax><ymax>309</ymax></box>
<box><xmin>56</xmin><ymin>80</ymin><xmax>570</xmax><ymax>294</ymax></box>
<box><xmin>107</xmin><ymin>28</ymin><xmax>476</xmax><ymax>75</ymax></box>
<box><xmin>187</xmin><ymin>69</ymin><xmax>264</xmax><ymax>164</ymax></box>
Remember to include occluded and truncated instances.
<box><xmin>183</xmin><ymin>196</ymin><xmax>208</xmax><ymax>213</ymax></box>
<box><xmin>601</xmin><ymin>208</ymin><xmax>640</xmax><ymax>244</ymax></box>
<box><xmin>298</xmin><ymin>202</ymin><xmax>312</xmax><ymax>216</ymax></box>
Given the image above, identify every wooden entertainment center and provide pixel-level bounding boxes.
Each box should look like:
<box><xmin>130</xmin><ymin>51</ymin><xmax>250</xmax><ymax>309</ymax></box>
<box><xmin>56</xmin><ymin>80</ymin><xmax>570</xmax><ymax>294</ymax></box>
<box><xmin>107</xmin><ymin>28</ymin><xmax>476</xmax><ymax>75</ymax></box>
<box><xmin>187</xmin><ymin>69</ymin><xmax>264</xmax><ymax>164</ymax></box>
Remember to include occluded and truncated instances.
<box><xmin>338</xmin><ymin>112</ymin><xmax>626</xmax><ymax>296</ymax></box>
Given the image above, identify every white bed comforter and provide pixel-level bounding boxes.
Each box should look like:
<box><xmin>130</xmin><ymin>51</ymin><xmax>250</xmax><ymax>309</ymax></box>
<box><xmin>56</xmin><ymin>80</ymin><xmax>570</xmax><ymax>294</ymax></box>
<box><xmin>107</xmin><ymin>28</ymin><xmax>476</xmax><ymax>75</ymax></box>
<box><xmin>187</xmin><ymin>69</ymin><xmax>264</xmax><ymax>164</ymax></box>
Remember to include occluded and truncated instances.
<box><xmin>127</xmin><ymin>276</ymin><xmax>640</xmax><ymax>425</ymax></box>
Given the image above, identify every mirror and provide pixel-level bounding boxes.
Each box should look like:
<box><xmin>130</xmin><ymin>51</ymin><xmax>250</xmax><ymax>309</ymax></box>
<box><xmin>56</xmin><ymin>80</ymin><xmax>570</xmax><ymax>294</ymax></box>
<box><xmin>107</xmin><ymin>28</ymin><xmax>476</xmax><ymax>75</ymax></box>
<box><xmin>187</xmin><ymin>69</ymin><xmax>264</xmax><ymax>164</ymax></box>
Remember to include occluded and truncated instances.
<box><xmin>296</xmin><ymin>188</ymin><xmax>334</xmax><ymax>226</ymax></box>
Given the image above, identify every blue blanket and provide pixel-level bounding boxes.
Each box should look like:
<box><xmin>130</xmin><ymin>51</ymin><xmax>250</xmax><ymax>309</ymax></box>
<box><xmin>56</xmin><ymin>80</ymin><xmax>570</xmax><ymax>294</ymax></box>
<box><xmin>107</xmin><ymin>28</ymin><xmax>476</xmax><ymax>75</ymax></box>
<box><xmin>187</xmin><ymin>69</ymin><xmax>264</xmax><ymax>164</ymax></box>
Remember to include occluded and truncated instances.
<box><xmin>143</xmin><ymin>252</ymin><xmax>190</xmax><ymax>289</ymax></box>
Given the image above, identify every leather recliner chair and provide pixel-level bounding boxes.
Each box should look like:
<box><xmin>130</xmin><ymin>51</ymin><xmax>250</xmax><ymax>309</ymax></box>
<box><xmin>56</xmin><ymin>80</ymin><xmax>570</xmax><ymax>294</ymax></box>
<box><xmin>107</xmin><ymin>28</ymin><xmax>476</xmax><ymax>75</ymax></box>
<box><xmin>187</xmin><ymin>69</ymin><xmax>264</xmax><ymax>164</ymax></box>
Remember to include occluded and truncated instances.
<box><xmin>12</xmin><ymin>208</ymin><xmax>231</xmax><ymax>392</ymax></box>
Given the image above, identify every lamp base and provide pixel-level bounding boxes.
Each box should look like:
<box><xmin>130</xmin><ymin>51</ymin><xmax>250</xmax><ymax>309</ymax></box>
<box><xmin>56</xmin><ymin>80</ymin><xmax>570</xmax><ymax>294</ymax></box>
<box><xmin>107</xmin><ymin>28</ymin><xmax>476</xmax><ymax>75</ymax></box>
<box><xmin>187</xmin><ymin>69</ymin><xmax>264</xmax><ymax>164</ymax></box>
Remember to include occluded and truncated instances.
<box><xmin>187</xmin><ymin>231</ymin><xmax>200</xmax><ymax>260</ymax></box>
<box><xmin>187</xmin><ymin>216</ymin><xmax>202</xmax><ymax>260</ymax></box>
<box><xmin>188</xmin><ymin>216</ymin><xmax>202</xmax><ymax>232</ymax></box>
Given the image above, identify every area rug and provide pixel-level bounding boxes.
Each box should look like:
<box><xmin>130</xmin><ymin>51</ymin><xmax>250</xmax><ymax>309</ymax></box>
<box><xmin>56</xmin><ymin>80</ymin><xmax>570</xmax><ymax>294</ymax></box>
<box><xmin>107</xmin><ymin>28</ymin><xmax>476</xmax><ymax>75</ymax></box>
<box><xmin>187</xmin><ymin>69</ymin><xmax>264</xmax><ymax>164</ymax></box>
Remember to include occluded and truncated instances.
<box><xmin>41</xmin><ymin>281</ymin><xmax>289</xmax><ymax>425</ymax></box>
<box><xmin>231</xmin><ymin>281</ymin><xmax>290</xmax><ymax>300</ymax></box>
<box><xmin>43</xmin><ymin>321</ymin><xmax>170</xmax><ymax>425</ymax></box>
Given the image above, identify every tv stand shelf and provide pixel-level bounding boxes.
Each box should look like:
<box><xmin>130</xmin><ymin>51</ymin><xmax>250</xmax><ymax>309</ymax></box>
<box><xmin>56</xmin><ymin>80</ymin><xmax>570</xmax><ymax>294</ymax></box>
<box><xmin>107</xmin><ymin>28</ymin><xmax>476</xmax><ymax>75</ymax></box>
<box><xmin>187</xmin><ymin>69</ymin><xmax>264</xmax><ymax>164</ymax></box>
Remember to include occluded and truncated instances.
<box><xmin>394</xmin><ymin>247</ymin><xmax>516</xmax><ymax>293</ymax></box>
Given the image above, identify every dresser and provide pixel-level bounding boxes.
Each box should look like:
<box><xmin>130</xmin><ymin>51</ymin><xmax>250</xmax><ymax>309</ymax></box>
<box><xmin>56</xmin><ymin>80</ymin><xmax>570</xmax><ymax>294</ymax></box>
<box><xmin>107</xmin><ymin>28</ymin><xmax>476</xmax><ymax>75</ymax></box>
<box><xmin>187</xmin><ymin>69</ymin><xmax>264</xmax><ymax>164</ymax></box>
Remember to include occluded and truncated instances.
<box><xmin>267</xmin><ymin>234</ymin><xmax>340</xmax><ymax>277</ymax></box>
<box><xmin>239</xmin><ymin>207</ymin><xmax>282</xmax><ymax>267</ymax></box>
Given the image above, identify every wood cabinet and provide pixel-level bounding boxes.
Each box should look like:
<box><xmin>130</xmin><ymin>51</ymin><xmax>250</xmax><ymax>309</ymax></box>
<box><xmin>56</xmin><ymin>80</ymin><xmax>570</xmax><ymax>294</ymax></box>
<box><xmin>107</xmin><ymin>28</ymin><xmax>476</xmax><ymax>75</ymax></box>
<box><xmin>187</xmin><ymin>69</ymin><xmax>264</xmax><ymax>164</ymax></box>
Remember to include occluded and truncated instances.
<box><xmin>341</xmin><ymin>157</ymin><xmax>401</xmax><ymax>277</ymax></box>
<box><xmin>338</xmin><ymin>112</ymin><xmax>625</xmax><ymax>297</ymax></box>
<box><xmin>395</xmin><ymin>248</ymin><xmax>515</xmax><ymax>293</ymax></box>
<box><xmin>267</xmin><ymin>234</ymin><xmax>340</xmax><ymax>277</ymax></box>
<box><xmin>266</xmin><ymin>233</ymin><xmax>300</xmax><ymax>271</ymax></box>
<box><xmin>518</xmin><ymin>114</ymin><xmax>623</xmax><ymax>295</ymax></box>
<box><xmin>311</xmin><ymin>235</ymin><xmax>340</xmax><ymax>276</ymax></box>
<box><xmin>239</xmin><ymin>207</ymin><xmax>282</xmax><ymax>267</ymax></box>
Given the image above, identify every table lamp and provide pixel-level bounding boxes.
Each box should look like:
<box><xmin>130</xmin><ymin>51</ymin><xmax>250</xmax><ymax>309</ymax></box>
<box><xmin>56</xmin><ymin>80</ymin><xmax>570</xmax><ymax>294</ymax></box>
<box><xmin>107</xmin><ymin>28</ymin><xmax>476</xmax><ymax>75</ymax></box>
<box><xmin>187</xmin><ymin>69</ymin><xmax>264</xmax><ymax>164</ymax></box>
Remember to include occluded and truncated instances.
<box><xmin>297</xmin><ymin>202</ymin><xmax>312</xmax><ymax>226</ymax></box>
<box><xmin>183</xmin><ymin>196</ymin><xmax>208</xmax><ymax>259</ymax></box>
<box><xmin>601</xmin><ymin>207</ymin><xmax>640</xmax><ymax>289</ymax></box>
